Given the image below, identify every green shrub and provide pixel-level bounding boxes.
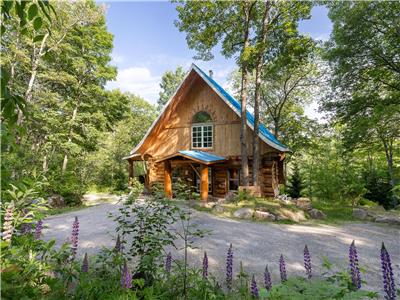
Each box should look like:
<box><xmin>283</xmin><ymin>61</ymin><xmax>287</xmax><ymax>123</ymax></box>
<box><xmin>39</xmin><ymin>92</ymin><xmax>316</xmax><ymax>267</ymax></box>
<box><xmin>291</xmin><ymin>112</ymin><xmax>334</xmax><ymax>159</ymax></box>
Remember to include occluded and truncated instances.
<box><xmin>49</xmin><ymin>171</ymin><xmax>86</xmax><ymax>206</ymax></box>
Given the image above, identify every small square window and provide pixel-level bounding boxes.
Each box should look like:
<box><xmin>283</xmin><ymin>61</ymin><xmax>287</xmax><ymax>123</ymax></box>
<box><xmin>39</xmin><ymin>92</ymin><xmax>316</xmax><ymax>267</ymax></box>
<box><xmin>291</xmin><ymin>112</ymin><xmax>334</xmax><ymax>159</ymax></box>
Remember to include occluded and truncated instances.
<box><xmin>192</xmin><ymin>124</ymin><xmax>213</xmax><ymax>148</ymax></box>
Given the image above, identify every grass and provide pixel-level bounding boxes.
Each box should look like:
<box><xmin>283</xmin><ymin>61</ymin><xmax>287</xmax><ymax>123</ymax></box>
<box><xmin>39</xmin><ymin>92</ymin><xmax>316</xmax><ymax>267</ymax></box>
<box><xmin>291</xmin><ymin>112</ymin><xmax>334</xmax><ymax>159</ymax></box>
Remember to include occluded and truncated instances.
<box><xmin>45</xmin><ymin>204</ymin><xmax>89</xmax><ymax>216</ymax></box>
<box><xmin>310</xmin><ymin>200</ymin><xmax>355</xmax><ymax>224</ymax></box>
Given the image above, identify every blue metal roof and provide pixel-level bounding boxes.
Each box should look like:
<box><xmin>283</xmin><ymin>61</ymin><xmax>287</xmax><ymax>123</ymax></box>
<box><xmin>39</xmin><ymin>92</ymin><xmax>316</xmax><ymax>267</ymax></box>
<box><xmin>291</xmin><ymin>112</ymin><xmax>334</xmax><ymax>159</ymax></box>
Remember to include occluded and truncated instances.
<box><xmin>193</xmin><ymin>64</ymin><xmax>289</xmax><ymax>151</ymax></box>
<box><xmin>178</xmin><ymin>150</ymin><xmax>226</xmax><ymax>163</ymax></box>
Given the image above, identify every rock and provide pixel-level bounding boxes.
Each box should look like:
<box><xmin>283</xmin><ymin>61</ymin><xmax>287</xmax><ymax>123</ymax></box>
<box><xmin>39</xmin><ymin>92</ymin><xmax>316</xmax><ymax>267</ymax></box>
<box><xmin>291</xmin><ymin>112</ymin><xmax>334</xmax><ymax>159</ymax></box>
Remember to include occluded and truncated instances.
<box><xmin>233</xmin><ymin>208</ymin><xmax>254</xmax><ymax>219</ymax></box>
<box><xmin>276</xmin><ymin>208</ymin><xmax>306</xmax><ymax>222</ymax></box>
<box><xmin>353</xmin><ymin>208</ymin><xmax>368</xmax><ymax>220</ymax></box>
<box><xmin>254</xmin><ymin>210</ymin><xmax>276</xmax><ymax>221</ymax></box>
<box><xmin>374</xmin><ymin>216</ymin><xmax>400</xmax><ymax>225</ymax></box>
<box><xmin>48</xmin><ymin>194</ymin><xmax>65</xmax><ymax>207</ymax></box>
<box><xmin>239</xmin><ymin>186</ymin><xmax>261</xmax><ymax>197</ymax></box>
<box><xmin>296</xmin><ymin>198</ymin><xmax>312</xmax><ymax>211</ymax></box>
<box><xmin>225</xmin><ymin>191</ymin><xmax>238</xmax><ymax>203</ymax></box>
<box><xmin>212</xmin><ymin>204</ymin><xmax>225</xmax><ymax>213</ymax></box>
<box><xmin>309</xmin><ymin>209</ymin><xmax>327</xmax><ymax>220</ymax></box>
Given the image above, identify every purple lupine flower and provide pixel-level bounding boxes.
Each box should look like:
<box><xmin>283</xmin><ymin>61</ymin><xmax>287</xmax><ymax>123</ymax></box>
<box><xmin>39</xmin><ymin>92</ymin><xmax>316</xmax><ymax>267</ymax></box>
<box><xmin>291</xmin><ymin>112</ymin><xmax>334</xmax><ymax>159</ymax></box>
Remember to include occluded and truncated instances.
<box><xmin>264</xmin><ymin>265</ymin><xmax>272</xmax><ymax>290</ymax></box>
<box><xmin>70</xmin><ymin>217</ymin><xmax>79</xmax><ymax>260</ymax></box>
<box><xmin>202</xmin><ymin>251</ymin><xmax>208</xmax><ymax>279</ymax></box>
<box><xmin>121</xmin><ymin>261</ymin><xmax>132</xmax><ymax>289</ymax></box>
<box><xmin>81</xmin><ymin>253</ymin><xmax>89</xmax><ymax>273</ymax></box>
<box><xmin>34</xmin><ymin>220</ymin><xmax>43</xmax><ymax>240</ymax></box>
<box><xmin>349</xmin><ymin>240</ymin><xmax>361</xmax><ymax>290</ymax></box>
<box><xmin>226</xmin><ymin>243</ymin><xmax>233</xmax><ymax>290</ymax></box>
<box><xmin>251</xmin><ymin>275</ymin><xmax>259</xmax><ymax>299</ymax></box>
<box><xmin>114</xmin><ymin>234</ymin><xmax>121</xmax><ymax>252</ymax></box>
<box><xmin>381</xmin><ymin>243</ymin><xmax>396</xmax><ymax>300</ymax></box>
<box><xmin>304</xmin><ymin>245</ymin><xmax>312</xmax><ymax>279</ymax></box>
<box><xmin>21</xmin><ymin>223</ymin><xmax>32</xmax><ymax>235</ymax></box>
<box><xmin>2</xmin><ymin>202</ymin><xmax>14</xmax><ymax>243</ymax></box>
<box><xmin>165</xmin><ymin>252</ymin><xmax>172</xmax><ymax>274</ymax></box>
<box><xmin>279</xmin><ymin>254</ymin><xmax>287</xmax><ymax>282</ymax></box>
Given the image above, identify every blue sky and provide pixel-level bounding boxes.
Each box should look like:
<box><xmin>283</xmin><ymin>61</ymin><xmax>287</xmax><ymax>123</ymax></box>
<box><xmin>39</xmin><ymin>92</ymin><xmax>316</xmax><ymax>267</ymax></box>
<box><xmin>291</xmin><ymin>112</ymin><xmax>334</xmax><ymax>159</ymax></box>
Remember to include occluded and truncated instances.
<box><xmin>103</xmin><ymin>1</ymin><xmax>332</xmax><ymax>118</ymax></box>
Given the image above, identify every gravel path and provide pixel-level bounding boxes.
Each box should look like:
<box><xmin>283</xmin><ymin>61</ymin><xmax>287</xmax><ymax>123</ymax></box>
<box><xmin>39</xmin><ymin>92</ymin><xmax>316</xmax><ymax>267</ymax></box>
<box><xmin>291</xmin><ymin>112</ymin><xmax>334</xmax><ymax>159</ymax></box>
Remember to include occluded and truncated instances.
<box><xmin>43</xmin><ymin>201</ymin><xmax>399</xmax><ymax>293</ymax></box>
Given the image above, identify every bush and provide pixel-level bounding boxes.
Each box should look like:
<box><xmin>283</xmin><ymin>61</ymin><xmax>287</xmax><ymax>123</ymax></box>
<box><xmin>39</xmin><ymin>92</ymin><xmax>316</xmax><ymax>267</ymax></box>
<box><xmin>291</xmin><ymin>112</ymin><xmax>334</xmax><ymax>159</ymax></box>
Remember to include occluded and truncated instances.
<box><xmin>49</xmin><ymin>171</ymin><xmax>86</xmax><ymax>206</ymax></box>
<box><xmin>363</xmin><ymin>170</ymin><xmax>393</xmax><ymax>209</ymax></box>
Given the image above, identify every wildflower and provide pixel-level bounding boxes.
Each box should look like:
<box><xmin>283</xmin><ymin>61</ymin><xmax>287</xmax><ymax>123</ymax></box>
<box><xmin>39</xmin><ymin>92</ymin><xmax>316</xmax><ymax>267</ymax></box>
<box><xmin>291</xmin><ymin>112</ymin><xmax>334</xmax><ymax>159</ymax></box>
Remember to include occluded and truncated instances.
<box><xmin>264</xmin><ymin>265</ymin><xmax>272</xmax><ymax>290</ymax></box>
<box><xmin>114</xmin><ymin>234</ymin><xmax>121</xmax><ymax>252</ymax></box>
<box><xmin>202</xmin><ymin>251</ymin><xmax>208</xmax><ymax>279</ymax></box>
<box><xmin>70</xmin><ymin>217</ymin><xmax>79</xmax><ymax>260</ymax></box>
<box><xmin>2</xmin><ymin>202</ymin><xmax>14</xmax><ymax>243</ymax></box>
<box><xmin>165</xmin><ymin>252</ymin><xmax>172</xmax><ymax>274</ymax></box>
<box><xmin>81</xmin><ymin>253</ymin><xmax>89</xmax><ymax>273</ymax></box>
<box><xmin>21</xmin><ymin>223</ymin><xmax>32</xmax><ymax>235</ymax></box>
<box><xmin>349</xmin><ymin>240</ymin><xmax>361</xmax><ymax>290</ymax></box>
<box><xmin>250</xmin><ymin>275</ymin><xmax>259</xmax><ymax>299</ymax></box>
<box><xmin>121</xmin><ymin>261</ymin><xmax>132</xmax><ymax>289</ymax></box>
<box><xmin>226</xmin><ymin>243</ymin><xmax>233</xmax><ymax>290</ymax></box>
<box><xmin>381</xmin><ymin>243</ymin><xmax>396</xmax><ymax>300</ymax></box>
<box><xmin>304</xmin><ymin>245</ymin><xmax>312</xmax><ymax>279</ymax></box>
<box><xmin>34</xmin><ymin>220</ymin><xmax>43</xmax><ymax>240</ymax></box>
<box><xmin>279</xmin><ymin>254</ymin><xmax>287</xmax><ymax>282</ymax></box>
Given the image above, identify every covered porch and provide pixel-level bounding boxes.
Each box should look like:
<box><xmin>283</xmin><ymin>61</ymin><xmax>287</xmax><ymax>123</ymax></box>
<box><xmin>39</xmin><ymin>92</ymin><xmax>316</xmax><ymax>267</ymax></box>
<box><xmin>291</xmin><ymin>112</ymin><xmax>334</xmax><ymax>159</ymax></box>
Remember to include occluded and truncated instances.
<box><xmin>156</xmin><ymin>150</ymin><xmax>226</xmax><ymax>201</ymax></box>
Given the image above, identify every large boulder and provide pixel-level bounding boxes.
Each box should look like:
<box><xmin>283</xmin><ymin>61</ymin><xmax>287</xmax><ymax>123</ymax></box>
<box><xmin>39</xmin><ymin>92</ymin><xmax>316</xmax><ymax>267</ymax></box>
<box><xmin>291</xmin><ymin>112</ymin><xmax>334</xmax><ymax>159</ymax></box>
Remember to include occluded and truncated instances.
<box><xmin>309</xmin><ymin>209</ymin><xmax>327</xmax><ymax>220</ymax></box>
<box><xmin>296</xmin><ymin>197</ymin><xmax>312</xmax><ymax>211</ymax></box>
<box><xmin>374</xmin><ymin>215</ymin><xmax>400</xmax><ymax>225</ymax></box>
<box><xmin>352</xmin><ymin>208</ymin><xmax>368</xmax><ymax>220</ymax></box>
<box><xmin>254</xmin><ymin>210</ymin><xmax>276</xmax><ymax>221</ymax></box>
<box><xmin>233</xmin><ymin>208</ymin><xmax>254</xmax><ymax>219</ymax></box>
<box><xmin>48</xmin><ymin>194</ymin><xmax>65</xmax><ymax>207</ymax></box>
<box><xmin>276</xmin><ymin>208</ymin><xmax>306</xmax><ymax>222</ymax></box>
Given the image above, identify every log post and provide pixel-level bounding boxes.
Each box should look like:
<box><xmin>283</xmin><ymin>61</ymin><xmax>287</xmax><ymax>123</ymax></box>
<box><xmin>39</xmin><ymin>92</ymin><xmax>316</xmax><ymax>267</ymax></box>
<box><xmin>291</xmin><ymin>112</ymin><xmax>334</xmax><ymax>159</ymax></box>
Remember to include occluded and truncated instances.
<box><xmin>128</xmin><ymin>160</ymin><xmax>134</xmax><ymax>186</ymax></box>
<box><xmin>164</xmin><ymin>160</ymin><xmax>172</xmax><ymax>199</ymax></box>
<box><xmin>200</xmin><ymin>165</ymin><xmax>209</xmax><ymax>202</ymax></box>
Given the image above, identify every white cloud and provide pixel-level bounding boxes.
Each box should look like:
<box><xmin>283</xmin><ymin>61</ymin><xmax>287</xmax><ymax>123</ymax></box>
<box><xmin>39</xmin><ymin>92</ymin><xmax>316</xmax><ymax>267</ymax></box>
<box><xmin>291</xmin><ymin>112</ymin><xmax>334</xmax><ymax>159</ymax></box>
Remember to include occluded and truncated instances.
<box><xmin>106</xmin><ymin>67</ymin><xmax>160</xmax><ymax>104</ymax></box>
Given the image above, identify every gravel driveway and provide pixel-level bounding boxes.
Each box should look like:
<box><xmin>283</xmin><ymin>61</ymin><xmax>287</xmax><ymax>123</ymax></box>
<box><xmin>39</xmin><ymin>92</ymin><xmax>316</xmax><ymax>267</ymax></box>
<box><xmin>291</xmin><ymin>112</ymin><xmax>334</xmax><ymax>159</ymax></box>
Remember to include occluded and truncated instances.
<box><xmin>43</xmin><ymin>201</ymin><xmax>399</xmax><ymax>293</ymax></box>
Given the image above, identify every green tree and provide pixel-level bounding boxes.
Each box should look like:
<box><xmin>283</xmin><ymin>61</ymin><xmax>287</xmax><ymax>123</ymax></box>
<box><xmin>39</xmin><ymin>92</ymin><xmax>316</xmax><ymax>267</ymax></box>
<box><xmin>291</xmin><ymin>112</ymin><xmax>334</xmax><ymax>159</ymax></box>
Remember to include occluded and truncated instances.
<box><xmin>287</xmin><ymin>163</ymin><xmax>303</xmax><ymax>198</ymax></box>
<box><xmin>324</xmin><ymin>1</ymin><xmax>400</xmax><ymax>208</ymax></box>
<box><xmin>158</xmin><ymin>66</ymin><xmax>185</xmax><ymax>110</ymax></box>
<box><xmin>90</xmin><ymin>92</ymin><xmax>156</xmax><ymax>191</ymax></box>
<box><xmin>175</xmin><ymin>1</ymin><xmax>259</xmax><ymax>186</ymax></box>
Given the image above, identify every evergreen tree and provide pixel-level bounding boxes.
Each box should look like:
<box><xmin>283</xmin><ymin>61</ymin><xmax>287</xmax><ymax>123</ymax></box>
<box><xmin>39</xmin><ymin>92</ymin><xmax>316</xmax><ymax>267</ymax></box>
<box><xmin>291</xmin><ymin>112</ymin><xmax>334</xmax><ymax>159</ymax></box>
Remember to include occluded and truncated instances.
<box><xmin>287</xmin><ymin>163</ymin><xmax>303</xmax><ymax>199</ymax></box>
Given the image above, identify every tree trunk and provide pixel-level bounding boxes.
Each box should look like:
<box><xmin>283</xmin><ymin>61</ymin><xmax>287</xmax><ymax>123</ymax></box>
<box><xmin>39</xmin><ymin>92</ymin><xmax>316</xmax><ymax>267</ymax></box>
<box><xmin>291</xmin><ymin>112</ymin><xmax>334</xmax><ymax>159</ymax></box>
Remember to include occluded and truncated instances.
<box><xmin>252</xmin><ymin>1</ymin><xmax>270</xmax><ymax>186</ymax></box>
<box><xmin>62</xmin><ymin>105</ymin><xmax>79</xmax><ymax>174</ymax></box>
<box><xmin>239</xmin><ymin>2</ymin><xmax>254</xmax><ymax>187</ymax></box>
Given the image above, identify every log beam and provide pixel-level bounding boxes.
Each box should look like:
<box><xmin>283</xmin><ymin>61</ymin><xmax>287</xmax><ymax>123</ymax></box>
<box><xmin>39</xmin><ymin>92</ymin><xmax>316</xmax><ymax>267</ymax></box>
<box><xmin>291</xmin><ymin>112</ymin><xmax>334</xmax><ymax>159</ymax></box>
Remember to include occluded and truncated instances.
<box><xmin>200</xmin><ymin>165</ymin><xmax>209</xmax><ymax>202</ymax></box>
<box><xmin>164</xmin><ymin>160</ymin><xmax>172</xmax><ymax>199</ymax></box>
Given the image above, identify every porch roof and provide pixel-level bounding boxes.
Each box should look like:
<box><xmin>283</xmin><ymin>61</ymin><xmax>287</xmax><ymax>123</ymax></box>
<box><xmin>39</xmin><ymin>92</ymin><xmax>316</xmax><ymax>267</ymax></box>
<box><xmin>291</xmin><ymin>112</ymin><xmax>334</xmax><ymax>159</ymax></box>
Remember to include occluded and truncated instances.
<box><xmin>156</xmin><ymin>150</ymin><xmax>226</xmax><ymax>165</ymax></box>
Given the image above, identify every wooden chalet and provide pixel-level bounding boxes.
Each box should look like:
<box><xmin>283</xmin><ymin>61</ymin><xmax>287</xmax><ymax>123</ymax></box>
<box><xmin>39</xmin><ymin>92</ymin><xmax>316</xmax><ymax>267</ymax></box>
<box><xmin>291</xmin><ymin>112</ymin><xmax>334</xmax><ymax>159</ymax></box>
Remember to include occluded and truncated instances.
<box><xmin>124</xmin><ymin>64</ymin><xmax>289</xmax><ymax>201</ymax></box>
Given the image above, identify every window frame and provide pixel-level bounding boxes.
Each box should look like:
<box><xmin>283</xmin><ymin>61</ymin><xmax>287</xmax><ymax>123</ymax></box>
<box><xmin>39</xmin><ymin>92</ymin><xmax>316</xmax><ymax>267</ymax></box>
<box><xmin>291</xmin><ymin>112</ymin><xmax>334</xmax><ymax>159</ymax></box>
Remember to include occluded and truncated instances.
<box><xmin>191</xmin><ymin>123</ymin><xmax>213</xmax><ymax>149</ymax></box>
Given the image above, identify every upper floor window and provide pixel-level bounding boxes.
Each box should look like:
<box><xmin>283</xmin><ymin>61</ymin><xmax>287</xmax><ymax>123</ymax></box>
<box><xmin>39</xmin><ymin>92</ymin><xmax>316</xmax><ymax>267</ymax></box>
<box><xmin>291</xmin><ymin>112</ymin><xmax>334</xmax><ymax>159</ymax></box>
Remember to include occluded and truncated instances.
<box><xmin>192</xmin><ymin>111</ymin><xmax>213</xmax><ymax>149</ymax></box>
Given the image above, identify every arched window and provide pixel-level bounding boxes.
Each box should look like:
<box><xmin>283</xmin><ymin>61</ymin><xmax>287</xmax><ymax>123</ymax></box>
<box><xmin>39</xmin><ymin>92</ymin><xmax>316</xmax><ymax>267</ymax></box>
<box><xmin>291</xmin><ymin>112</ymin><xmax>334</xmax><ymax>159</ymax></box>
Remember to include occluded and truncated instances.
<box><xmin>192</xmin><ymin>111</ymin><xmax>213</xmax><ymax>149</ymax></box>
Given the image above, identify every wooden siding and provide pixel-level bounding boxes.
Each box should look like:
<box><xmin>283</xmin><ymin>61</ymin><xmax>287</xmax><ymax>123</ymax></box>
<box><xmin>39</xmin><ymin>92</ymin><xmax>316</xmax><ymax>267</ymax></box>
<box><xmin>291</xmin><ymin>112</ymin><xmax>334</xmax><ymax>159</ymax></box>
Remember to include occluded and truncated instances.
<box><xmin>137</xmin><ymin>74</ymin><xmax>278</xmax><ymax>159</ymax></box>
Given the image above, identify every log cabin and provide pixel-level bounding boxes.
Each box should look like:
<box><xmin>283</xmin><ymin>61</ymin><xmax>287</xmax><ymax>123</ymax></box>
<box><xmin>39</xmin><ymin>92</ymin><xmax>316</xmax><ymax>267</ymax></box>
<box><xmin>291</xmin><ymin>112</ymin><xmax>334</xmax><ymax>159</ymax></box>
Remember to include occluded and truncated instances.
<box><xmin>124</xmin><ymin>64</ymin><xmax>290</xmax><ymax>201</ymax></box>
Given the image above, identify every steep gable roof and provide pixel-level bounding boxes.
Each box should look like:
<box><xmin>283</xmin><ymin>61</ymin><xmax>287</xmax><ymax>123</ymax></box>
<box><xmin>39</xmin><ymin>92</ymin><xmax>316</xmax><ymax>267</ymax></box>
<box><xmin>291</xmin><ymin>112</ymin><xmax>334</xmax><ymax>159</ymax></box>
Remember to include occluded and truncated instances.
<box><xmin>128</xmin><ymin>64</ymin><xmax>289</xmax><ymax>159</ymax></box>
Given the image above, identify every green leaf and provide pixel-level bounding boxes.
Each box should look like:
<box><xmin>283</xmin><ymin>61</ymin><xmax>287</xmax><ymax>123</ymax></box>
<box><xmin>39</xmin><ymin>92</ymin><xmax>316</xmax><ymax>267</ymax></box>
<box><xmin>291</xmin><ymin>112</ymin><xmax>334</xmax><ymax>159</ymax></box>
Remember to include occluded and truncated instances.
<box><xmin>33</xmin><ymin>34</ymin><xmax>45</xmax><ymax>43</ymax></box>
<box><xmin>33</xmin><ymin>17</ymin><xmax>42</xmax><ymax>31</ymax></box>
<box><xmin>28</xmin><ymin>3</ymin><xmax>38</xmax><ymax>20</ymax></box>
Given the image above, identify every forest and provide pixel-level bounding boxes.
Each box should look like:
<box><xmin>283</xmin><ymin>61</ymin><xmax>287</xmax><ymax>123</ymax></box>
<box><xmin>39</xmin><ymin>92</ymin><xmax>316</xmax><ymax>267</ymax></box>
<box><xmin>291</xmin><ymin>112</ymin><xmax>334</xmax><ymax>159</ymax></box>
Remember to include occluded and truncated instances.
<box><xmin>1</xmin><ymin>1</ymin><xmax>399</xmax><ymax>299</ymax></box>
<box><xmin>2</xmin><ymin>0</ymin><xmax>399</xmax><ymax>209</ymax></box>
